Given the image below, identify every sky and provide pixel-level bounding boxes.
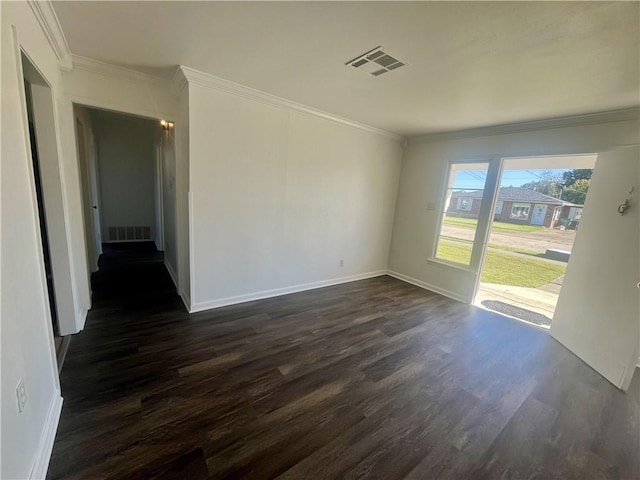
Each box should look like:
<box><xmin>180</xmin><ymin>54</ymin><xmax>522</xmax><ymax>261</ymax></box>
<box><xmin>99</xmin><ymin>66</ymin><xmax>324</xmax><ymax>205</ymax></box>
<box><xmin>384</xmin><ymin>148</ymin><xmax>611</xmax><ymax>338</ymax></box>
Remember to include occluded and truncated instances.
<box><xmin>451</xmin><ymin>168</ymin><xmax>572</xmax><ymax>190</ymax></box>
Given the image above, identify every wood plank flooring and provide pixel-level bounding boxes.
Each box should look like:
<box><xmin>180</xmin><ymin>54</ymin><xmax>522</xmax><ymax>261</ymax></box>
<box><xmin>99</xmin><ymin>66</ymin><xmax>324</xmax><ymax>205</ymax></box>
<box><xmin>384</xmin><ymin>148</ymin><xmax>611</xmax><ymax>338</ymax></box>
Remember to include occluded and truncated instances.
<box><xmin>48</xmin><ymin>243</ymin><xmax>639</xmax><ymax>479</ymax></box>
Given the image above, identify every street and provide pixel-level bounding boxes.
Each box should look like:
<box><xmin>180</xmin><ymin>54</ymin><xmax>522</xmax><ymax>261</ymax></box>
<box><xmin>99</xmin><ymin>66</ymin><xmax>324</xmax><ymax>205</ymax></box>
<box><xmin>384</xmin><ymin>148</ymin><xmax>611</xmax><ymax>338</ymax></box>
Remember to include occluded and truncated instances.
<box><xmin>441</xmin><ymin>224</ymin><xmax>576</xmax><ymax>254</ymax></box>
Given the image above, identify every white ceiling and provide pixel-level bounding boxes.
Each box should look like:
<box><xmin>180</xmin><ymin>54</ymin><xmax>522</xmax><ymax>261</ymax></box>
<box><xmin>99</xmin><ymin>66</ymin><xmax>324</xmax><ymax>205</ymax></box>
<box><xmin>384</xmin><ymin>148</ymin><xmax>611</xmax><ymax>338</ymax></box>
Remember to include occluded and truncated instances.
<box><xmin>52</xmin><ymin>1</ymin><xmax>639</xmax><ymax>136</ymax></box>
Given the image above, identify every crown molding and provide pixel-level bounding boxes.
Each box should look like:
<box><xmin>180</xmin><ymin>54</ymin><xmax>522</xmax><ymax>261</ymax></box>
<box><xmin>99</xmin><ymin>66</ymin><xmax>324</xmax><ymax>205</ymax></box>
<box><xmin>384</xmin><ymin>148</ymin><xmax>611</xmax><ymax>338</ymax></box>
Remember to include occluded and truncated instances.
<box><xmin>71</xmin><ymin>55</ymin><xmax>171</xmax><ymax>88</ymax></box>
<box><xmin>171</xmin><ymin>67</ymin><xmax>188</xmax><ymax>95</ymax></box>
<box><xmin>177</xmin><ymin>66</ymin><xmax>404</xmax><ymax>142</ymax></box>
<box><xmin>27</xmin><ymin>0</ymin><xmax>72</xmax><ymax>70</ymax></box>
<box><xmin>413</xmin><ymin>107</ymin><xmax>640</xmax><ymax>143</ymax></box>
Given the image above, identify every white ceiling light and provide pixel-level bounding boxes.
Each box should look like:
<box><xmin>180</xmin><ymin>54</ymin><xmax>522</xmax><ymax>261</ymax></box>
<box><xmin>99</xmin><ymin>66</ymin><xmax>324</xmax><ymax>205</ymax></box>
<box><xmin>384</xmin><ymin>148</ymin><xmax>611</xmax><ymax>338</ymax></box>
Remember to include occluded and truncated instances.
<box><xmin>346</xmin><ymin>46</ymin><xmax>406</xmax><ymax>77</ymax></box>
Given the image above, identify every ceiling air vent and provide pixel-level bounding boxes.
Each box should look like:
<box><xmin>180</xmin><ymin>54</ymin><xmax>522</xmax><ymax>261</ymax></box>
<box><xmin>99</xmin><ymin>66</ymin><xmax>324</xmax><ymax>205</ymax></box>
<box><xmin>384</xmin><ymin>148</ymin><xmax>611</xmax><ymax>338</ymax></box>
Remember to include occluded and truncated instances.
<box><xmin>346</xmin><ymin>46</ymin><xmax>406</xmax><ymax>77</ymax></box>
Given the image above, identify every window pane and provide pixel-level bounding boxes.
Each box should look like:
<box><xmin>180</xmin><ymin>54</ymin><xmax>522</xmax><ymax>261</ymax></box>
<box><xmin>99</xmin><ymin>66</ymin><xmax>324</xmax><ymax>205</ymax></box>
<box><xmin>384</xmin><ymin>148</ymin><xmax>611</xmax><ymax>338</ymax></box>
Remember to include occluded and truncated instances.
<box><xmin>436</xmin><ymin>238</ymin><xmax>473</xmax><ymax>265</ymax></box>
<box><xmin>435</xmin><ymin>162</ymin><xmax>489</xmax><ymax>266</ymax></box>
<box><xmin>510</xmin><ymin>203</ymin><xmax>530</xmax><ymax>220</ymax></box>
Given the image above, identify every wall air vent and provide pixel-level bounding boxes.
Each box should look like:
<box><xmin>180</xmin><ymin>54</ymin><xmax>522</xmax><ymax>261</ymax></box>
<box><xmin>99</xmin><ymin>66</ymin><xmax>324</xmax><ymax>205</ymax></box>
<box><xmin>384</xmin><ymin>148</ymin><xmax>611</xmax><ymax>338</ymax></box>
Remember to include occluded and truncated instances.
<box><xmin>345</xmin><ymin>46</ymin><xmax>406</xmax><ymax>77</ymax></box>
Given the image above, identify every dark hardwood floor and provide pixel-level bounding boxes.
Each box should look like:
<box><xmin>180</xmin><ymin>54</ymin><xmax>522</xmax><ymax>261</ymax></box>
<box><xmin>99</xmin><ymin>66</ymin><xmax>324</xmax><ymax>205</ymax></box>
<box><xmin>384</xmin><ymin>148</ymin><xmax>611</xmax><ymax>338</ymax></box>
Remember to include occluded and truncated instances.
<box><xmin>48</xmin><ymin>243</ymin><xmax>639</xmax><ymax>479</ymax></box>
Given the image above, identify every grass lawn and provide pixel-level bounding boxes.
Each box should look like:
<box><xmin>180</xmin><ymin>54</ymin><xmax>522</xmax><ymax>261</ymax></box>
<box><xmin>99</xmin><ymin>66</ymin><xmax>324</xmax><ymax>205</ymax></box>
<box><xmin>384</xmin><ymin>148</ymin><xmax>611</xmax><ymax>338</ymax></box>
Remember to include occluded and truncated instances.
<box><xmin>436</xmin><ymin>240</ymin><xmax>566</xmax><ymax>288</ymax></box>
<box><xmin>444</xmin><ymin>216</ymin><xmax>544</xmax><ymax>233</ymax></box>
<box><xmin>487</xmin><ymin>243</ymin><xmax>540</xmax><ymax>256</ymax></box>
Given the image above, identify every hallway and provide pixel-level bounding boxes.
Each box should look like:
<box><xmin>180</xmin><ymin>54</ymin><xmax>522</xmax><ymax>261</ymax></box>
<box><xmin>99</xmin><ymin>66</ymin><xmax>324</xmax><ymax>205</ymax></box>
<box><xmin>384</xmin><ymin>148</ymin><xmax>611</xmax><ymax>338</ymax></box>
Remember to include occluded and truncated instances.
<box><xmin>88</xmin><ymin>243</ymin><xmax>180</xmax><ymax>312</ymax></box>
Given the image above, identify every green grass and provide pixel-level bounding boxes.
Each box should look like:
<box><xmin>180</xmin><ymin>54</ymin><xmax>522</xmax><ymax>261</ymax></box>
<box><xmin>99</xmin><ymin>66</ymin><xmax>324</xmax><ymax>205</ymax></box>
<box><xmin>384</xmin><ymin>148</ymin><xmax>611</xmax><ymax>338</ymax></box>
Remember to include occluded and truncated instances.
<box><xmin>443</xmin><ymin>216</ymin><xmax>544</xmax><ymax>233</ymax></box>
<box><xmin>436</xmin><ymin>240</ymin><xmax>565</xmax><ymax>288</ymax></box>
<box><xmin>487</xmin><ymin>243</ymin><xmax>540</xmax><ymax>256</ymax></box>
<box><xmin>436</xmin><ymin>240</ymin><xmax>473</xmax><ymax>265</ymax></box>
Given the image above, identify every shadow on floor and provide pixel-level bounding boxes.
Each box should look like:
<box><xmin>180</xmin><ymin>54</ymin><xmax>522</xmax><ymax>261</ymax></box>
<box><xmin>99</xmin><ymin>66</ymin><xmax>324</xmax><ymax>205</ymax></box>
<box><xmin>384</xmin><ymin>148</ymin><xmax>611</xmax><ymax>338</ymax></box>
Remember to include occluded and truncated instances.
<box><xmin>481</xmin><ymin>300</ymin><xmax>551</xmax><ymax>327</ymax></box>
<box><xmin>629</xmin><ymin>366</ymin><xmax>640</xmax><ymax>405</ymax></box>
<box><xmin>91</xmin><ymin>242</ymin><xmax>182</xmax><ymax>311</ymax></box>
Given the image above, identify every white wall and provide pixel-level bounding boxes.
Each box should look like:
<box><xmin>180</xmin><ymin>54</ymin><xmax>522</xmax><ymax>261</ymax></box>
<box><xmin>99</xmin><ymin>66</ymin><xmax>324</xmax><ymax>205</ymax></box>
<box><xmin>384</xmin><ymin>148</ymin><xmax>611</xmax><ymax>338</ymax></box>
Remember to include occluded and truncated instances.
<box><xmin>1</xmin><ymin>2</ymin><xmax>65</xmax><ymax>478</ymax></box>
<box><xmin>93</xmin><ymin>110</ymin><xmax>157</xmax><ymax>239</ymax></box>
<box><xmin>61</xmin><ymin>57</ymin><xmax>177</xmax><ymax>122</ymax></box>
<box><xmin>388</xmin><ymin>111</ymin><xmax>640</xmax><ymax>302</ymax></box>
<box><xmin>172</xmin><ymin>82</ymin><xmax>190</xmax><ymax>306</ymax></box>
<box><xmin>552</xmin><ymin>146</ymin><xmax>639</xmax><ymax>389</ymax></box>
<box><xmin>160</xmin><ymin>129</ymin><xmax>177</xmax><ymax>280</ymax></box>
<box><xmin>186</xmin><ymin>79</ymin><xmax>403</xmax><ymax>311</ymax></box>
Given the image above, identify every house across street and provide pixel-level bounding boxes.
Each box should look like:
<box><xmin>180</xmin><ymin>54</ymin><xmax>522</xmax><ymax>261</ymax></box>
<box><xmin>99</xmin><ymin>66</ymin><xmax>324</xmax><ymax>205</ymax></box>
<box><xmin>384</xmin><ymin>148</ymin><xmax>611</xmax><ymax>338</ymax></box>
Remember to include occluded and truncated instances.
<box><xmin>449</xmin><ymin>186</ymin><xmax>583</xmax><ymax>228</ymax></box>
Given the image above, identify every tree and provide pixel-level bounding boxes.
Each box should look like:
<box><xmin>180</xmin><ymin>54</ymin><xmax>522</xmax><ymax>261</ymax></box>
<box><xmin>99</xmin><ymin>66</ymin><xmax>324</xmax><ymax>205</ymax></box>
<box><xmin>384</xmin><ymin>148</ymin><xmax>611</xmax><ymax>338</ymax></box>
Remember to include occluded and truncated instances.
<box><xmin>521</xmin><ymin>171</ymin><xmax>563</xmax><ymax>198</ymax></box>
<box><xmin>562</xmin><ymin>169</ymin><xmax>592</xmax><ymax>187</ymax></box>
<box><xmin>562</xmin><ymin>179</ymin><xmax>590</xmax><ymax>205</ymax></box>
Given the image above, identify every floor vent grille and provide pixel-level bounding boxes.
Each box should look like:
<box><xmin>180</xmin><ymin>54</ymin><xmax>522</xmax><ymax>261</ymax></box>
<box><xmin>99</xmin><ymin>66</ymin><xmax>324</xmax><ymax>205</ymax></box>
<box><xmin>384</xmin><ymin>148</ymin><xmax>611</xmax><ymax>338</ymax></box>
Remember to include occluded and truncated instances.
<box><xmin>106</xmin><ymin>226</ymin><xmax>152</xmax><ymax>242</ymax></box>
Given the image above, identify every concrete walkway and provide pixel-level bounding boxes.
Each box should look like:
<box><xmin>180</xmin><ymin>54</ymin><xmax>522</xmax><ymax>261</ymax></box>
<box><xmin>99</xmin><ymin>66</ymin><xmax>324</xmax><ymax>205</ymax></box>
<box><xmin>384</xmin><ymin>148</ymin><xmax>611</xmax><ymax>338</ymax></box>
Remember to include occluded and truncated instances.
<box><xmin>475</xmin><ymin>281</ymin><xmax>560</xmax><ymax>328</ymax></box>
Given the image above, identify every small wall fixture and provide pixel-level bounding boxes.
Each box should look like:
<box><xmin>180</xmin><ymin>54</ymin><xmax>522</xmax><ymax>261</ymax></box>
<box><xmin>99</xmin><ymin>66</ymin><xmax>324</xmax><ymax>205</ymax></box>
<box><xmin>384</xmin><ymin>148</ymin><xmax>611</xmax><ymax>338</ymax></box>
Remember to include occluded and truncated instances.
<box><xmin>618</xmin><ymin>186</ymin><xmax>634</xmax><ymax>216</ymax></box>
<box><xmin>618</xmin><ymin>199</ymin><xmax>630</xmax><ymax>216</ymax></box>
<box><xmin>160</xmin><ymin>120</ymin><xmax>174</xmax><ymax>130</ymax></box>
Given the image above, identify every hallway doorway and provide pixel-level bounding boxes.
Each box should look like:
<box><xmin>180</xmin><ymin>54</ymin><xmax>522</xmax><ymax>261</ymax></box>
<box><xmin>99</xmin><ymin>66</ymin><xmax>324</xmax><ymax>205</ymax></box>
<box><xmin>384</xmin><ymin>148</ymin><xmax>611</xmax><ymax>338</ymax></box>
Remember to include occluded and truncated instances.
<box><xmin>72</xmin><ymin>106</ymin><xmax>179</xmax><ymax>296</ymax></box>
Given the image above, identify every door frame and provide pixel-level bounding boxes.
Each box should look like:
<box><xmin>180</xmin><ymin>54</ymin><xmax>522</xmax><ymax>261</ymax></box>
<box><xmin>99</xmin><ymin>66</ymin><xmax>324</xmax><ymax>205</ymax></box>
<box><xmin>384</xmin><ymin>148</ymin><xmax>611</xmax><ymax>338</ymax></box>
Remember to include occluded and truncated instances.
<box><xmin>74</xmin><ymin>115</ymin><xmax>102</xmax><ymax>273</ymax></box>
<box><xmin>20</xmin><ymin>48</ymin><xmax>79</xmax><ymax>337</ymax></box>
<box><xmin>471</xmin><ymin>154</ymin><xmax>599</xmax><ymax>326</ymax></box>
<box><xmin>88</xmin><ymin>129</ymin><xmax>103</xmax><ymax>256</ymax></box>
<box><xmin>154</xmin><ymin>143</ymin><xmax>165</xmax><ymax>251</ymax></box>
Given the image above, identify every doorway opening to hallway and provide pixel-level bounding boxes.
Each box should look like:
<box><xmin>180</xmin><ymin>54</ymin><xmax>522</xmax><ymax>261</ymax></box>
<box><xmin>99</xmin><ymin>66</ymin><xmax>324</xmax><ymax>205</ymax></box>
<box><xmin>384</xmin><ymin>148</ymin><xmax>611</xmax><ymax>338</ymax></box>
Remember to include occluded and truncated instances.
<box><xmin>72</xmin><ymin>105</ymin><xmax>179</xmax><ymax>295</ymax></box>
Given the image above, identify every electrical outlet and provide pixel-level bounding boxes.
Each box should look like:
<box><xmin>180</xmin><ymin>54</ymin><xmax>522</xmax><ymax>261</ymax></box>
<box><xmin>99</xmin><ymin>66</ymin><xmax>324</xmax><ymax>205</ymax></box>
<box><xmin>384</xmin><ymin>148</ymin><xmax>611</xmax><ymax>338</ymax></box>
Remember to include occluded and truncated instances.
<box><xmin>16</xmin><ymin>379</ymin><xmax>27</xmax><ymax>413</ymax></box>
<box><xmin>339</xmin><ymin>259</ymin><xmax>344</xmax><ymax>267</ymax></box>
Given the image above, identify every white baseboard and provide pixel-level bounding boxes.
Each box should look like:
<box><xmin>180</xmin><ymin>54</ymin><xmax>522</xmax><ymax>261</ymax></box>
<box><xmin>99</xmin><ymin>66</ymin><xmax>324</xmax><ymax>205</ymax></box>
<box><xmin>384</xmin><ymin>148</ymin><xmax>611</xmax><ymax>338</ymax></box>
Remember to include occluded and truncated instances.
<box><xmin>189</xmin><ymin>270</ymin><xmax>387</xmax><ymax>313</ymax></box>
<box><xmin>164</xmin><ymin>258</ymin><xmax>178</xmax><ymax>289</ymax></box>
<box><xmin>386</xmin><ymin>270</ymin><xmax>468</xmax><ymax>303</ymax></box>
<box><xmin>179</xmin><ymin>288</ymin><xmax>191</xmax><ymax>313</ymax></box>
<box><xmin>59</xmin><ymin>307</ymin><xmax>87</xmax><ymax>335</ymax></box>
<box><xmin>76</xmin><ymin>307</ymin><xmax>87</xmax><ymax>330</ymax></box>
<box><xmin>29</xmin><ymin>392</ymin><xmax>63</xmax><ymax>480</ymax></box>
